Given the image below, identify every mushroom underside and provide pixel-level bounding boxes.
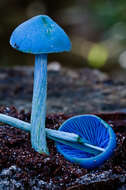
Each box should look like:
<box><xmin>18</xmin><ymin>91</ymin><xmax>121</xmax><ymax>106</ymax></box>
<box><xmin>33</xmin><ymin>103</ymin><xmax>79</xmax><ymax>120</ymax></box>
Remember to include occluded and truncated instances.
<box><xmin>56</xmin><ymin>116</ymin><xmax>110</xmax><ymax>158</ymax></box>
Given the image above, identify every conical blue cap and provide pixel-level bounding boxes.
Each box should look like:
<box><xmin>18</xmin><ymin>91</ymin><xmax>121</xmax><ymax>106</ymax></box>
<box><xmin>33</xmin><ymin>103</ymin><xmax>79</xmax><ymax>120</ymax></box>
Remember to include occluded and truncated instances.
<box><xmin>10</xmin><ymin>15</ymin><xmax>71</xmax><ymax>54</ymax></box>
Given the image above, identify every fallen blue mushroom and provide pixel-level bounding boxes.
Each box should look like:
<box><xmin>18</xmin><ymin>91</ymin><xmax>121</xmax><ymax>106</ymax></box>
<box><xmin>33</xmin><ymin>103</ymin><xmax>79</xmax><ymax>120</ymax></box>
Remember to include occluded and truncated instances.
<box><xmin>9</xmin><ymin>15</ymin><xmax>71</xmax><ymax>154</ymax></box>
<box><xmin>0</xmin><ymin>113</ymin><xmax>116</xmax><ymax>168</ymax></box>
<box><xmin>0</xmin><ymin>113</ymin><xmax>105</xmax><ymax>155</ymax></box>
<box><xmin>56</xmin><ymin>115</ymin><xmax>116</xmax><ymax>168</ymax></box>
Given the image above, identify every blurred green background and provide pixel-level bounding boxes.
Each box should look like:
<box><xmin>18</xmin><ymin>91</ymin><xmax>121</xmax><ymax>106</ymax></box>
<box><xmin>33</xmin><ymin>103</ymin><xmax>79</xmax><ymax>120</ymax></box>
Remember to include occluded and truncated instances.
<box><xmin>1</xmin><ymin>0</ymin><xmax>126</xmax><ymax>78</ymax></box>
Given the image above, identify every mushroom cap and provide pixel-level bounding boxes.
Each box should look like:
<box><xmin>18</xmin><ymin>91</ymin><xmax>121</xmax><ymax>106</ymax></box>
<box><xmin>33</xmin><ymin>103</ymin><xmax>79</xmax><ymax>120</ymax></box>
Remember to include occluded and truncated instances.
<box><xmin>10</xmin><ymin>15</ymin><xmax>71</xmax><ymax>54</ymax></box>
<box><xmin>56</xmin><ymin>115</ymin><xmax>116</xmax><ymax>169</ymax></box>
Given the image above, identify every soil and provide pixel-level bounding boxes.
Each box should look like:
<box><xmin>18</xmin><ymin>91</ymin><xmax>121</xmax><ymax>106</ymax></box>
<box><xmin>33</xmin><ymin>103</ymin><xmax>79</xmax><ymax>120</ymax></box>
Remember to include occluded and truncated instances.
<box><xmin>0</xmin><ymin>66</ymin><xmax>126</xmax><ymax>189</ymax></box>
<box><xmin>0</xmin><ymin>106</ymin><xmax>126</xmax><ymax>190</ymax></box>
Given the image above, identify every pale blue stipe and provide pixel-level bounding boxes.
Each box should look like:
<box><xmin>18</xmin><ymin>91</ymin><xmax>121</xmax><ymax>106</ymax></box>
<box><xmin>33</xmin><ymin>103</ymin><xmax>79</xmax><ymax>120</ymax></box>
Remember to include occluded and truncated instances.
<box><xmin>0</xmin><ymin>114</ymin><xmax>78</xmax><ymax>142</ymax></box>
<box><xmin>56</xmin><ymin>115</ymin><xmax>116</xmax><ymax>169</ymax></box>
<box><xmin>0</xmin><ymin>113</ymin><xmax>105</xmax><ymax>155</ymax></box>
<box><xmin>10</xmin><ymin>15</ymin><xmax>71</xmax><ymax>54</ymax></box>
<box><xmin>31</xmin><ymin>54</ymin><xmax>49</xmax><ymax>154</ymax></box>
<box><xmin>0</xmin><ymin>114</ymin><xmax>30</xmax><ymax>131</ymax></box>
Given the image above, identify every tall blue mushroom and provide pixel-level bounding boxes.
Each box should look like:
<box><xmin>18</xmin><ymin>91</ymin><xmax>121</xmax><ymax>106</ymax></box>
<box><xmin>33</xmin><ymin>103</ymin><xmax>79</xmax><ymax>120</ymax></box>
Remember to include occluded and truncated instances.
<box><xmin>10</xmin><ymin>15</ymin><xmax>71</xmax><ymax>154</ymax></box>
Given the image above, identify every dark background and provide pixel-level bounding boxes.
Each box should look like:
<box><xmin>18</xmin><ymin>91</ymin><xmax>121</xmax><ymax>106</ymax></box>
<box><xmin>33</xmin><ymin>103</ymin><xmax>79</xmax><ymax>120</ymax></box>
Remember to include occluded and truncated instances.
<box><xmin>0</xmin><ymin>0</ymin><xmax>126</xmax><ymax>78</ymax></box>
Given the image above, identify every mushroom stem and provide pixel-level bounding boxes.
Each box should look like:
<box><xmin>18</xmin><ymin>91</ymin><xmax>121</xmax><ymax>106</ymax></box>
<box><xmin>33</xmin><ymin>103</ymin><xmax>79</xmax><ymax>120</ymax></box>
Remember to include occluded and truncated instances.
<box><xmin>31</xmin><ymin>54</ymin><xmax>49</xmax><ymax>154</ymax></box>
<box><xmin>0</xmin><ymin>114</ymin><xmax>30</xmax><ymax>131</ymax></box>
<box><xmin>0</xmin><ymin>114</ymin><xmax>104</xmax><ymax>155</ymax></box>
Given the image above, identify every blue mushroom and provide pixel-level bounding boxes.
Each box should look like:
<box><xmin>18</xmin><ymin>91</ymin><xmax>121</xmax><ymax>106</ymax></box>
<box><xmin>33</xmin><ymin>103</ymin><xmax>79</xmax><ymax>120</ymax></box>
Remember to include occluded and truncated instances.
<box><xmin>10</xmin><ymin>15</ymin><xmax>71</xmax><ymax>154</ymax></box>
<box><xmin>56</xmin><ymin>115</ymin><xmax>116</xmax><ymax>168</ymax></box>
<box><xmin>8</xmin><ymin>15</ymin><xmax>116</xmax><ymax>168</ymax></box>
<box><xmin>0</xmin><ymin>111</ymin><xmax>116</xmax><ymax>168</ymax></box>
